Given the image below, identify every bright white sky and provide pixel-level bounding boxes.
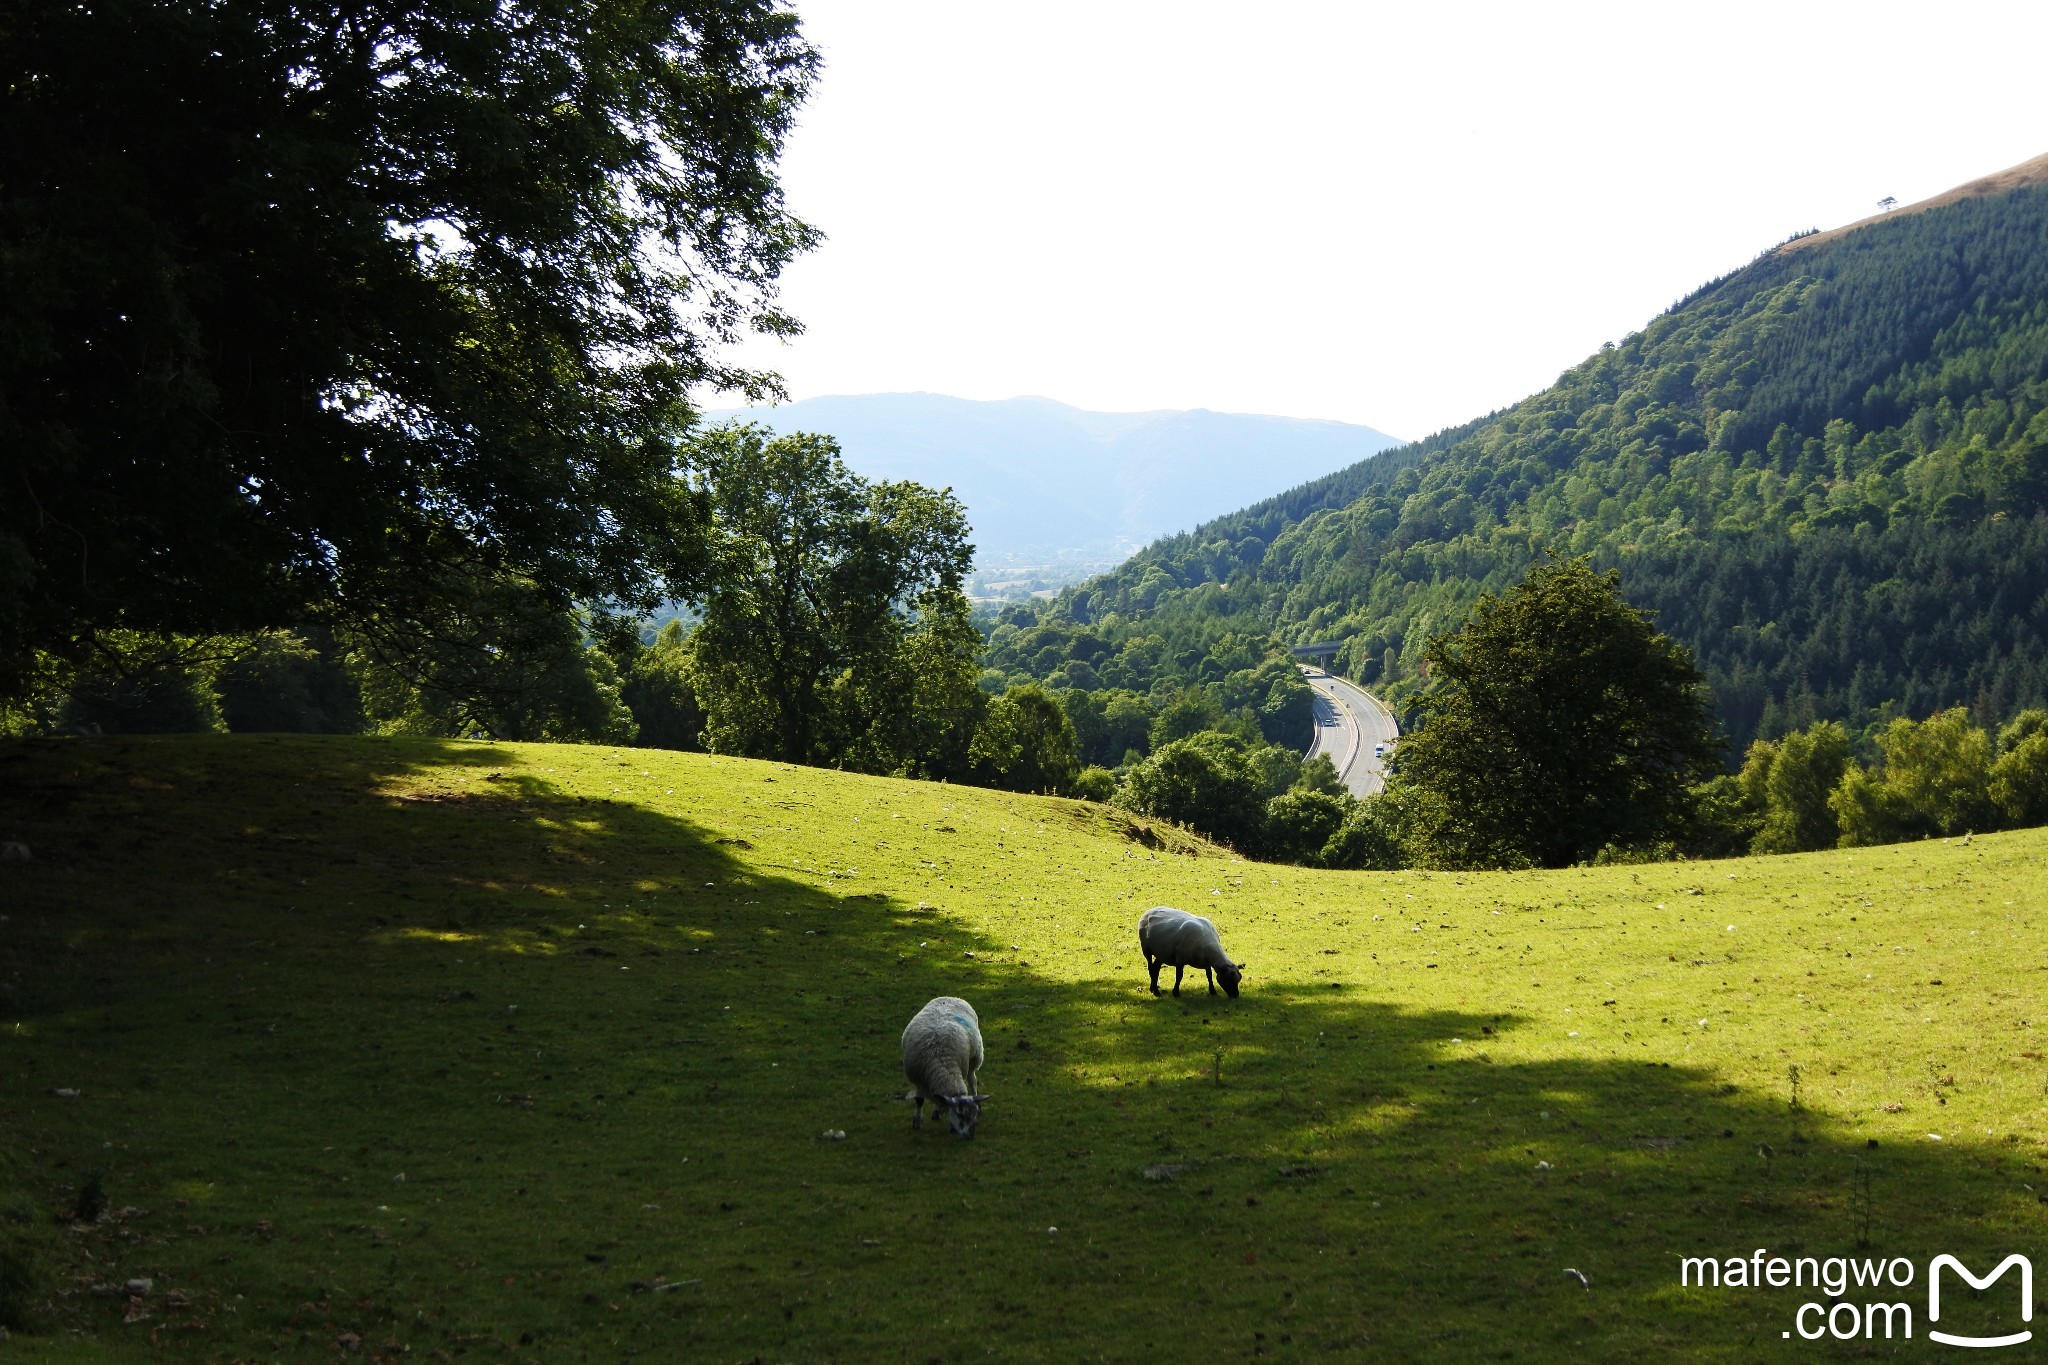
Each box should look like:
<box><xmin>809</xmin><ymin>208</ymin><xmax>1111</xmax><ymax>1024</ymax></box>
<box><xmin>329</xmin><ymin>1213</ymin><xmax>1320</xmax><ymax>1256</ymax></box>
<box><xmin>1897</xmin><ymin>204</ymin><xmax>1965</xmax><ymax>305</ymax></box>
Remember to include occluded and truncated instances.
<box><xmin>719</xmin><ymin>0</ymin><xmax>2048</xmax><ymax>440</ymax></box>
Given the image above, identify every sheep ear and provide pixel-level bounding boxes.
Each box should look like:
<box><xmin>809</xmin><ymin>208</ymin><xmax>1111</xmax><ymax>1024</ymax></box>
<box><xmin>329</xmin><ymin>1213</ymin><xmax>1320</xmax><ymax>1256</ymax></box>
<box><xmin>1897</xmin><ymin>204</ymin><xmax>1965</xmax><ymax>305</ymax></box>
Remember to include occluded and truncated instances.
<box><xmin>974</xmin><ymin>1094</ymin><xmax>992</xmax><ymax>1103</ymax></box>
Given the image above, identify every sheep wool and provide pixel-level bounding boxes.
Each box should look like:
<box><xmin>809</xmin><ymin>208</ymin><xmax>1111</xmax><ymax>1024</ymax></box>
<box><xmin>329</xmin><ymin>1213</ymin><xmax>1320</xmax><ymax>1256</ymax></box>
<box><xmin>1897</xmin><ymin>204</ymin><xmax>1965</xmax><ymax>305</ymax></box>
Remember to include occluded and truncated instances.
<box><xmin>901</xmin><ymin>995</ymin><xmax>988</xmax><ymax>1139</ymax></box>
<box><xmin>1137</xmin><ymin>906</ymin><xmax>1244</xmax><ymax>999</ymax></box>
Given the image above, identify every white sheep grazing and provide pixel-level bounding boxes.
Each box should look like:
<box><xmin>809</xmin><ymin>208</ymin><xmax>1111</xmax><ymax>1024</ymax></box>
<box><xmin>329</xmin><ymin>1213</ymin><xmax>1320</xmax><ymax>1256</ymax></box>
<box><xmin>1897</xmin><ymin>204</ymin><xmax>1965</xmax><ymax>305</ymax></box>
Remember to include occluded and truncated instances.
<box><xmin>901</xmin><ymin>995</ymin><xmax>988</xmax><ymax>1139</ymax></box>
<box><xmin>1137</xmin><ymin>906</ymin><xmax>1244</xmax><ymax>999</ymax></box>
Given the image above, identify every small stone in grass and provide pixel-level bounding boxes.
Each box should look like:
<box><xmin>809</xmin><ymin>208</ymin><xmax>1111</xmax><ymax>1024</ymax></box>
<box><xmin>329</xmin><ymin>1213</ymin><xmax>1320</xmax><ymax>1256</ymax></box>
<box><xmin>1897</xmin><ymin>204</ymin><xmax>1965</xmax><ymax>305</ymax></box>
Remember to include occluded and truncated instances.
<box><xmin>822</xmin><ymin>1130</ymin><xmax>846</xmax><ymax>1141</ymax></box>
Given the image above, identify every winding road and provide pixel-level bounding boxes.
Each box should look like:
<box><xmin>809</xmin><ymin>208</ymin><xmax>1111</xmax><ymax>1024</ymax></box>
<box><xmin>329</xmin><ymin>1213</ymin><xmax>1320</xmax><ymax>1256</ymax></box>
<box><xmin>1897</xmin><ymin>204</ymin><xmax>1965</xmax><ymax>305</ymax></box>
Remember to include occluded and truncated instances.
<box><xmin>1301</xmin><ymin>666</ymin><xmax>1400</xmax><ymax>797</ymax></box>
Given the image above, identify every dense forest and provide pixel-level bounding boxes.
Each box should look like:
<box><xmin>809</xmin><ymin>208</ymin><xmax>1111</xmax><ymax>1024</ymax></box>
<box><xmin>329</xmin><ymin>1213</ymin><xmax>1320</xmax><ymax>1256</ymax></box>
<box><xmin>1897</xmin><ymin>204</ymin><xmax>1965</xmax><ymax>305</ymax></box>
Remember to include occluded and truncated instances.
<box><xmin>1010</xmin><ymin>175</ymin><xmax>2048</xmax><ymax>755</ymax></box>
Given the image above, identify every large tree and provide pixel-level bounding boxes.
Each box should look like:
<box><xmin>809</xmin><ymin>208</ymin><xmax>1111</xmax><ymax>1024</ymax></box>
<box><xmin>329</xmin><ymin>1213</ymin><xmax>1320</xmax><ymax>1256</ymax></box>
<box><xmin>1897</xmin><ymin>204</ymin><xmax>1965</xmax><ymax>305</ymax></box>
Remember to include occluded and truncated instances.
<box><xmin>684</xmin><ymin>424</ymin><xmax>979</xmax><ymax>771</ymax></box>
<box><xmin>0</xmin><ymin>0</ymin><xmax>818</xmax><ymax>697</ymax></box>
<box><xmin>1395</xmin><ymin>556</ymin><xmax>1721</xmax><ymax>868</ymax></box>
<box><xmin>968</xmin><ymin>684</ymin><xmax>1079</xmax><ymax>794</ymax></box>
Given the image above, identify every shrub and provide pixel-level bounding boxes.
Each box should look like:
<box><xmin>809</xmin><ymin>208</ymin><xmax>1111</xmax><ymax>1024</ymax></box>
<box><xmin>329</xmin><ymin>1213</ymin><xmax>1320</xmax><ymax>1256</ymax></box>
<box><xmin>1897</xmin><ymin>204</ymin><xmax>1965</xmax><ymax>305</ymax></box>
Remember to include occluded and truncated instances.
<box><xmin>1248</xmin><ymin>744</ymin><xmax>1303</xmax><ymax>799</ymax></box>
<box><xmin>1319</xmin><ymin>791</ymin><xmax>1411</xmax><ymax>870</ymax></box>
<box><xmin>1832</xmin><ymin>709</ymin><xmax>1995</xmax><ymax>844</ymax></box>
<box><xmin>1991</xmin><ymin>726</ymin><xmax>2048</xmax><ymax>827</ymax></box>
<box><xmin>350</xmin><ymin>576</ymin><xmax>635</xmax><ymax>743</ymax></box>
<box><xmin>57</xmin><ymin>636</ymin><xmax>222</xmax><ymax>734</ymax></box>
<box><xmin>969</xmin><ymin>685</ymin><xmax>1079</xmax><ymax>794</ymax></box>
<box><xmin>1681</xmin><ymin>772</ymin><xmax>1760</xmax><ymax>859</ymax></box>
<box><xmin>1751</xmin><ymin>721</ymin><xmax>1851</xmax><ymax>853</ymax></box>
<box><xmin>214</xmin><ymin>630</ymin><xmax>364</xmax><ymax>734</ymax></box>
<box><xmin>1069</xmin><ymin>765</ymin><xmax>1117</xmax><ymax>803</ymax></box>
<box><xmin>1294</xmin><ymin>754</ymin><xmax>1347</xmax><ymax>797</ymax></box>
<box><xmin>1263</xmin><ymin>789</ymin><xmax>1351</xmax><ymax>863</ymax></box>
<box><xmin>1115</xmin><ymin>732</ymin><xmax>1263</xmax><ymax>849</ymax></box>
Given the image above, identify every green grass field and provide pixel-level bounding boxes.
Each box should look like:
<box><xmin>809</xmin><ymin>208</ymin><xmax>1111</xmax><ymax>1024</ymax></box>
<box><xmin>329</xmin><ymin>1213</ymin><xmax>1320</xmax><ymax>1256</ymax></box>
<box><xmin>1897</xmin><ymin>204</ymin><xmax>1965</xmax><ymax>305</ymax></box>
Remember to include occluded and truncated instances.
<box><xmin>3</xmin><ymin>735</ymin><xmax>2046</xmax><ymax>1361</ymax></box>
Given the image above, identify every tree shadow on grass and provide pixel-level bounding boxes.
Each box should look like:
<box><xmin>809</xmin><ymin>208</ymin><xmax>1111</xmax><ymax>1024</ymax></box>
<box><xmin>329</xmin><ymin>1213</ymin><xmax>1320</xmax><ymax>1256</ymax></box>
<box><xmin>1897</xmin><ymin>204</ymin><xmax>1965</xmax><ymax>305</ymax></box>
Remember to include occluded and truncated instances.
<box><xmin>1016</xmin><ymin>982</ymin><xmax>2044</xmax><ymax>1360</ymax></box>
<box><xmin>0</xmin><ymin>734</ymin><xmax>2039</xmax><ymax>1362</ymax></box>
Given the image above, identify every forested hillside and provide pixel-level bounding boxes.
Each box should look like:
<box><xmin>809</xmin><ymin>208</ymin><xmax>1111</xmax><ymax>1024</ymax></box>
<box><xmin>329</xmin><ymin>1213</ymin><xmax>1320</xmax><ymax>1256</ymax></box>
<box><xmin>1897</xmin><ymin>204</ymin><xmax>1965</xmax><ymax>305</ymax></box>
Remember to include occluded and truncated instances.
<box><xmin>1025</xmin><ymin>161</ymin><xmax>2048</xmax><ymax>753</ymax></box>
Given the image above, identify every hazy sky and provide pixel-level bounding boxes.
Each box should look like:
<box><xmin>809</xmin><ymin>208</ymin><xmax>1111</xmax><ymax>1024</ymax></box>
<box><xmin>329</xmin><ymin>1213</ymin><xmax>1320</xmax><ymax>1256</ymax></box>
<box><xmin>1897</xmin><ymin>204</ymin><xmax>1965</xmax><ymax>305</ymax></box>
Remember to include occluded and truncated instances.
<box><xmin>719</xmin><ymin>1</ymin><xmax>2048</xmax><ymax>440</ymax></box>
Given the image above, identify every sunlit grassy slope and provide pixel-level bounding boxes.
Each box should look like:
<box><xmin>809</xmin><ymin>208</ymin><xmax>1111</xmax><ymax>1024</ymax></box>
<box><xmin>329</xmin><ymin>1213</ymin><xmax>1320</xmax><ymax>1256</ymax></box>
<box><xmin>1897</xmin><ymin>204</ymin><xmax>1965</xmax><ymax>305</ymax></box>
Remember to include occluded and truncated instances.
<box><xmin>4</xmin><ymin>735</ymin><xmax>2047</xmax><ymax>1361</ymax></box>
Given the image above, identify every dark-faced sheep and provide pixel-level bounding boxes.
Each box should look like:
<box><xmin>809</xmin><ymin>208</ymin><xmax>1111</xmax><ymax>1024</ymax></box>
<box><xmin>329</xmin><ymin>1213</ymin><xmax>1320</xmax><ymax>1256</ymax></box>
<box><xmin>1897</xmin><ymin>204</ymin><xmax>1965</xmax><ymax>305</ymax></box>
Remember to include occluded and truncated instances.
<box><xmin>1137</xmin><ymin>906</ymin><xmax>1243</xmax><ymax>999</ymax></box>
<box><xmin>901</xmin><ymin>995</ymin><xmax>988</xmax><ymax>1138</ymax></box>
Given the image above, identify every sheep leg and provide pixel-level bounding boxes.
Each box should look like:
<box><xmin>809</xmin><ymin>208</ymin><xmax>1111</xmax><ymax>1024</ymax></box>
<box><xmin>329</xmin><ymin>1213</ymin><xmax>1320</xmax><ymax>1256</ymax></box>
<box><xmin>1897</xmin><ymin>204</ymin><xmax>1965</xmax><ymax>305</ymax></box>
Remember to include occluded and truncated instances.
<box><xmin>1171</xmin><ymin>963</ymin><xmax>1185</xmax><ymax>998</ymax></box>
<box><xmin>1206</xmin><ymin>966</ymin><xmax>1217</xmax><ymax>996</ymax></box>
<box><xmin>1147</xmin><ymin>955</ymin><xmax>1163</xmax><ymax>997</ymax></box>
<box><xmin>911</xmin><ymin>1095</ymin><xmax>924</xmax><ymax>1130</ymax></box>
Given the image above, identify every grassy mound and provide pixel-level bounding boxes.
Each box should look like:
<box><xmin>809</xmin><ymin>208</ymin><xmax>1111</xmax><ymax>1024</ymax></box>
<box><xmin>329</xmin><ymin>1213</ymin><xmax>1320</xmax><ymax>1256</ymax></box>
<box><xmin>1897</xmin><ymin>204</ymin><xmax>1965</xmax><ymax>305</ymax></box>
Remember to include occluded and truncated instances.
<box><xmin>2</xmin><ymin>735</ymin><xmax>2044</xmax><ymax>1360</ymax></box>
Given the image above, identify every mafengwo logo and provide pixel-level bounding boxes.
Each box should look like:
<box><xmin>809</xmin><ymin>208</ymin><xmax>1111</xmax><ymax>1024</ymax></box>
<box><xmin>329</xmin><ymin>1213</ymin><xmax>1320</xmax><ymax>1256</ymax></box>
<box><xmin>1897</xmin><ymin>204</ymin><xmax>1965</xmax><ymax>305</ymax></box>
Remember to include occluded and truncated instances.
<box><xmin>1680</xmin><ymin>1249</ymin><xmax>2032</xmax><ymax>1344</ymax></box>
<box><xmin>1928</xmin><ymin>1255</ymin><xmax>2032</xmax><ymax>1348</ymax></box>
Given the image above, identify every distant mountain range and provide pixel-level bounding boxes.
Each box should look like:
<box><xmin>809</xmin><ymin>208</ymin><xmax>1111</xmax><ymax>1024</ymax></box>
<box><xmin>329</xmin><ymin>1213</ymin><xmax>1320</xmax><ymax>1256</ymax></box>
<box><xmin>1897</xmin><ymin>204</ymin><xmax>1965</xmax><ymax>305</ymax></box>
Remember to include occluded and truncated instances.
<box><xmin>706</xmin><ymin>393</ymin><xmax>1403</xmax><ymax>574</ymax></box>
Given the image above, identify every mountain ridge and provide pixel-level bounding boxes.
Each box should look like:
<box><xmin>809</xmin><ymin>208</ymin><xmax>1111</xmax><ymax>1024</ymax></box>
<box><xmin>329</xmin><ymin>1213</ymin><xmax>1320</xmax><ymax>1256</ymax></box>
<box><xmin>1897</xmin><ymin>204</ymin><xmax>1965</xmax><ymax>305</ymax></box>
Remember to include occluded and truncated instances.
<box><xmin>1020</xmin><ymin>154</ymin><xmax>2048</xmax><ymax>754</ymax></box>
<box><xmin>706</xmin><ymin>392</ymin><xmax>1404</xmax><ymax>572</ymax></box>
<box><xmin>1780</xmin><ymin>149</ymin><xmax>2048</xmax><ymax>255</ymax></box>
